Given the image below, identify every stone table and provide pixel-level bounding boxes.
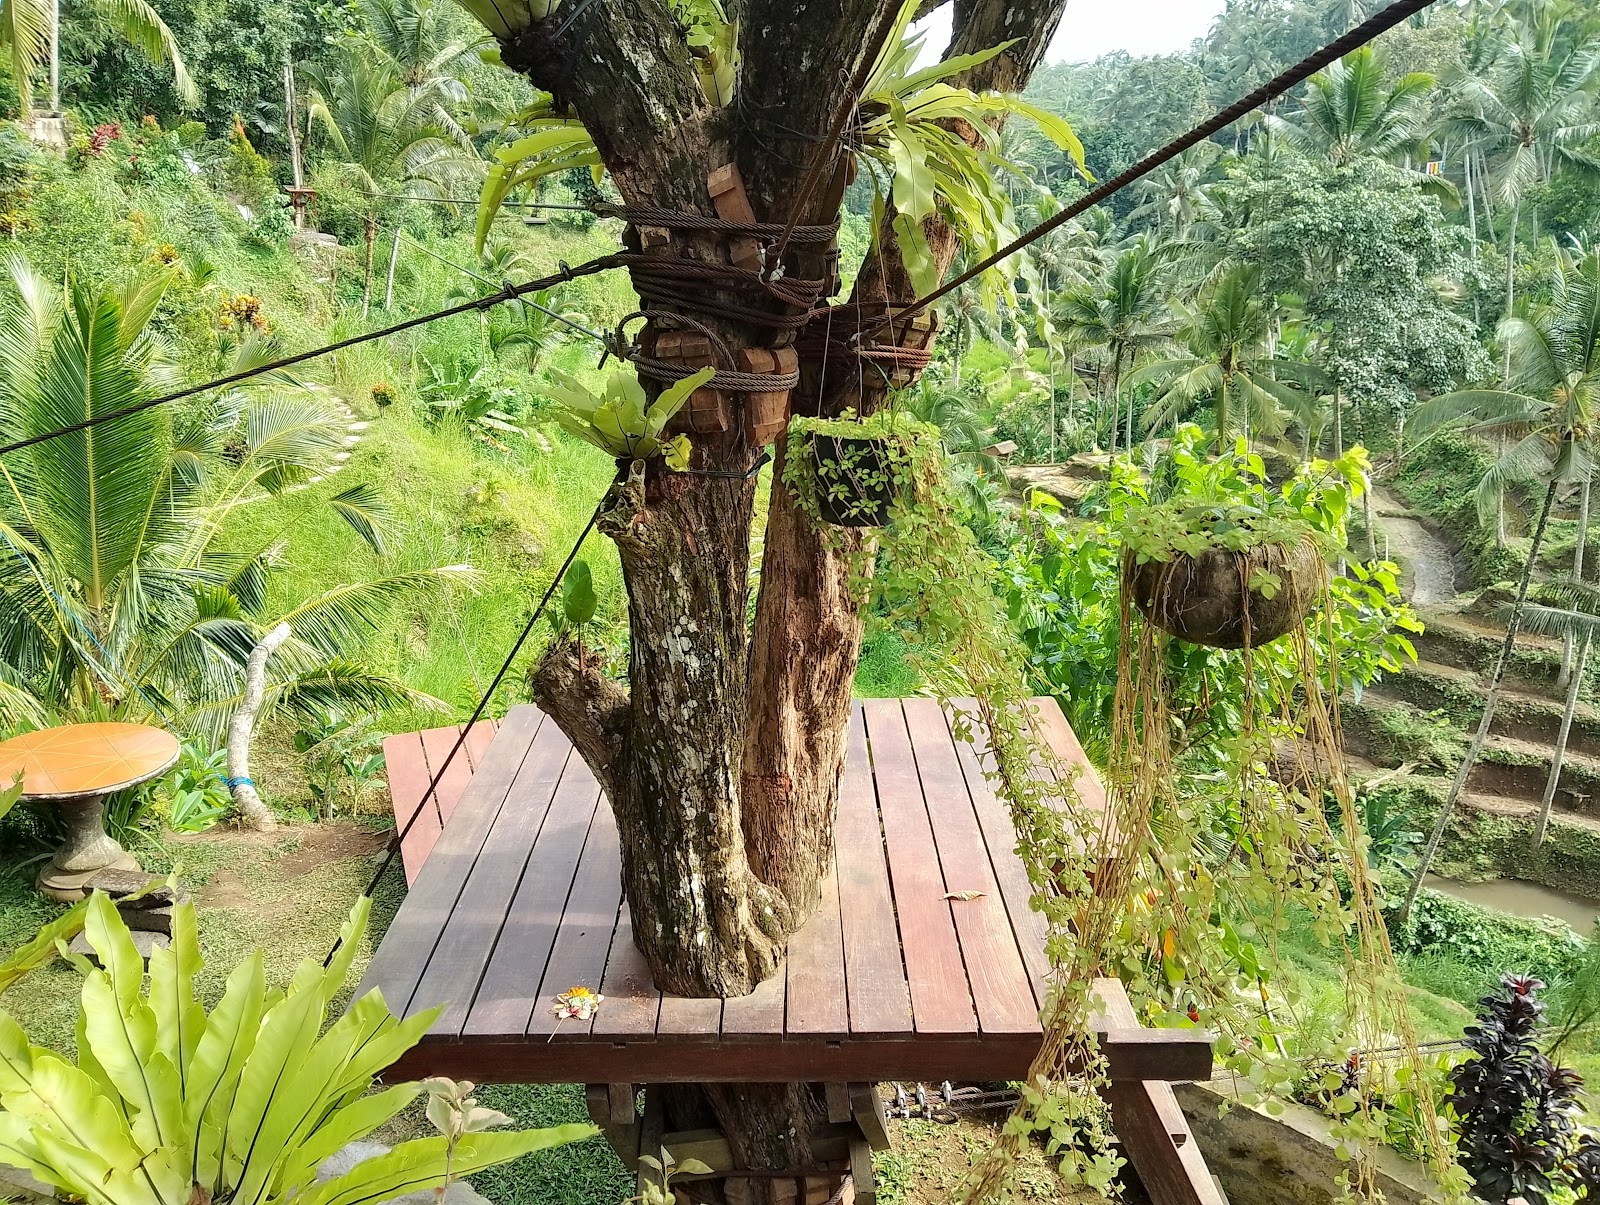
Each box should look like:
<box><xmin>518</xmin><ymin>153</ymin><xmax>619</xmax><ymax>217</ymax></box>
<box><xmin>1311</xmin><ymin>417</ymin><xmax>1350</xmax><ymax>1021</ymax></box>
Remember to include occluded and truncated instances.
<box><xmin>0</xmin><ymin>723</ymin><xmax>179</xmax><ymax>901</ymax></box>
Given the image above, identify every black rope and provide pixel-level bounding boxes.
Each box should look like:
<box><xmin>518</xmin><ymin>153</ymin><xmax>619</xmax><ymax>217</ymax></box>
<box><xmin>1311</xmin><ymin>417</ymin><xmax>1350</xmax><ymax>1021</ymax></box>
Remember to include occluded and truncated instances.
<box><xmin>325</xmin><ymin>481</ymin><xmax>616</xmax><ymax>966</ymax></box>
<box><xmin>680</xmin><ymin>451</ymin><xmax>772</xmax><ymax>479</ymax></box>
<box><xmin>873</xmin><ymin>0</ymin><xmax>1444</xmax><ymax>333</ymax></box>
<box><xmin>0</xmin><ymin>256</ymin><xmax>621</xmax><ymax>459</ymax></box>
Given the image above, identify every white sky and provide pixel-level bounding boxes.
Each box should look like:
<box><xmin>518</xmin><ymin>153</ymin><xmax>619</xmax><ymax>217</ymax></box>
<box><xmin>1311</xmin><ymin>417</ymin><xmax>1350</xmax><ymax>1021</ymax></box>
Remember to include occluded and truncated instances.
<box><xmin>915</xmin><ymin>0</ymin><xmax>1228</xmax><ymax>65</ymax></box>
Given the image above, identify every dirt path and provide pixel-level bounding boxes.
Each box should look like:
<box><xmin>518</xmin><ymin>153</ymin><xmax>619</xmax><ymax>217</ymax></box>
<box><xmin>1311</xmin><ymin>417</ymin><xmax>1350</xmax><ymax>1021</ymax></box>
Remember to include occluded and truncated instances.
<box><xmin>1372</xmin><ymin>486</ymin><xmax>1458</xmax><ymax>604</ymax></box>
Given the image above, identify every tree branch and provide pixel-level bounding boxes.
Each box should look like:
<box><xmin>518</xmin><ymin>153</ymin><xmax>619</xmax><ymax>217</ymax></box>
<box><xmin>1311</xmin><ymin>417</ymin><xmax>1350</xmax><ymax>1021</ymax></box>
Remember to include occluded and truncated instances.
<box><xmin>529</xmin><ymin>632</ymin><xmax>630</xmax><ymax>799</ymax></box>
<box><xmin>498</xmin><ymin>0</ymin><xmax>713</xmax><ymax>200</ymax></box>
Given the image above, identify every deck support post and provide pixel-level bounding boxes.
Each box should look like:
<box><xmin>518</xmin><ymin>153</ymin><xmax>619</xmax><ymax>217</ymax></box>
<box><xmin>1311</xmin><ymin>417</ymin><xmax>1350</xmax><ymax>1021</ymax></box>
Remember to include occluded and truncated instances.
<box><xmin>607</xmin><ymin>1084</ymin><xmax>876</xmax><ymax>1205</ymax></box>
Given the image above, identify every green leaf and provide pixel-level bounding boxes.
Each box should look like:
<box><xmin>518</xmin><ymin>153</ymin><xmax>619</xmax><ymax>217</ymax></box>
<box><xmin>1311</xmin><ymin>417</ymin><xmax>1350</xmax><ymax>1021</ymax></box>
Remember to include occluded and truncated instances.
<box><xmin>303</xmin><ymin>1127</ymin><xmax>599</xmax><ymax>1205</ymax></box>
<box><xmin>0</xmin><ymin>900</ymin><xmax>86</xmax><ymax>995</ymax></box>
<box><xmin>561</xmin><ymin>560</ymin><xmax>598</xmax><ymax>628</ymax></box>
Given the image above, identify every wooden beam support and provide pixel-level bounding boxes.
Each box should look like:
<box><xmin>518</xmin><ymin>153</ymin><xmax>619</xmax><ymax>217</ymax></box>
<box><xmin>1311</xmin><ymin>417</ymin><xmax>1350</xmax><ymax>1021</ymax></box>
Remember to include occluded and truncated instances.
<box><xmin>847</xmin><ymin>1084</ymin><xmax>890</xmax><ymax>1152</ymax></box>
<box><xmin>1092</xmin><ymin>980</ymin><xmax>1227</xmax><ymax>1205</ymax></box>
<box><xmin>636</xmin><ymin>1086</ymin><xmax>666</xmax><ymax>1199</ymax></box>
<box><xmin>585</xmin><ymin>1083</ymin><xmax>641</xmax><ymax>1168</ymax></box>
<box><xmin>825</xmin><ymin>1083</ymin><xmax>852</xmax><ymax>1124</ymax></box>
<box><xmin>849</xmin><ymin>1136</ymin><xmax>876</xmax><ymax>1205</ymax></box>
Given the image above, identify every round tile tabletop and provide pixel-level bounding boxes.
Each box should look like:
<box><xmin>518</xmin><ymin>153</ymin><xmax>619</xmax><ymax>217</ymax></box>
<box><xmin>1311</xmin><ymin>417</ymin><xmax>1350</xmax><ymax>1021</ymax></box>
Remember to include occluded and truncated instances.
<box><xmin>0</xmin><ymin>723</ymin><xmax>180</xmax><ymax>800</ymax></box>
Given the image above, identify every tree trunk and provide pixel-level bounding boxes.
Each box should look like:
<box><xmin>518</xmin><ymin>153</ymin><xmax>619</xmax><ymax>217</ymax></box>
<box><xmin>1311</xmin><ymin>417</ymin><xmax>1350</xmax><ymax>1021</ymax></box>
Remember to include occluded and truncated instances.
<box><xmin>1504</xmin><ymin>198</ymin><xmax>1519</xmax><ymax>380</ymax></box>
<box><xmin>362</xmin><ymin>210</ymin><xmax>377</xmax><ymax>318</ymax></box>
<box><xmin>228</xmin><ymin>622</ymin><xmax>289</xmax><ymax>832</ymax></box>
<box><xmin>1397</xmin><ymin>471</ymin><xmax>1561</xmax><ymax>926</ymax></box>
<box><xmin>1535</xmin><ymin>628</ymin><xmax>1589</xmax><ymax>852</ymax></box>
<box><xmin>499</xmin><ymin>0</ymin><xmax>1068</xmax><ymax>1188</ymax></box>
<box><xmin>1561</xmin><ymin>475</ymin><xmax>1591</xmax><ymax>687</ymax></box>
<box><xmin>384</xmin><ymin>229</ymin><xmax>401</xmax><ymax>310</ymax></box>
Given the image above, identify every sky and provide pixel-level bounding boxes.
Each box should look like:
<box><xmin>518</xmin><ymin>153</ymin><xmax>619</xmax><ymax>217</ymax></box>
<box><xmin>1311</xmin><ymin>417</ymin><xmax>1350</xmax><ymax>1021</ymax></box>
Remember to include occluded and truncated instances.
<box><xmin>914</xmin><ymin>0</ymin><xmax>1228</xmax><ymax>65</ymax></box>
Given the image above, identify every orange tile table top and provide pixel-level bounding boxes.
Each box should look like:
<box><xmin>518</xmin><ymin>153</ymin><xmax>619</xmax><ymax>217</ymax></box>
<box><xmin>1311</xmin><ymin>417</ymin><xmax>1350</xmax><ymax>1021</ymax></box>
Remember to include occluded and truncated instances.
<box><xmin>0</xmin><ymin>723</ymin><xmax>180</xmax><ymax>800</ymax></box>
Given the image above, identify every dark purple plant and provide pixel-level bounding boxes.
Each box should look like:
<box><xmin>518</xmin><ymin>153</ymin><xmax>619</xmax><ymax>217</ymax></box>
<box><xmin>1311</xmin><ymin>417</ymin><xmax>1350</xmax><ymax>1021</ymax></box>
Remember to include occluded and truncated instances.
<box><xmin>1447</xmin><ymin>975</ymin><xmax>1585</xmax><ymax>1205</ymax></box>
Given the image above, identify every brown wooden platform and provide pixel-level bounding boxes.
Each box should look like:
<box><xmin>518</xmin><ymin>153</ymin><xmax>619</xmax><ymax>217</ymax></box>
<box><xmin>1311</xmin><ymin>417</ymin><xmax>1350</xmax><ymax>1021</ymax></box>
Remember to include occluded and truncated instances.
<box><xmin>361</xmin><ymin>696</ymin><xmax>1211</xmax><ymax>1085</ymax></box>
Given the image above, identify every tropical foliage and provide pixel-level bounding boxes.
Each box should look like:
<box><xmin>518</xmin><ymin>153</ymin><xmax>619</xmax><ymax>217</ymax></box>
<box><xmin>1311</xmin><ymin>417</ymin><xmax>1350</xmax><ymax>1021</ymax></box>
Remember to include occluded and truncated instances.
<box><xmin>0</xmin><ymin>893</ymin><xmax>591</xmax><ymax>1205</ymax></box>
<box><xmin>0</xmin><ymin>258</ymin><xmax>472</xmax><ymax>737</ymax></box>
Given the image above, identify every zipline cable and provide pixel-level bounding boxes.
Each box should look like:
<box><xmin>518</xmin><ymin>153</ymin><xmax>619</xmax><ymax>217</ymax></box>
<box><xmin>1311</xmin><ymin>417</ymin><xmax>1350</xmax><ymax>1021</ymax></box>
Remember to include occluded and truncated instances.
<box><xmin>870</xmin><ymin>0</ymin><xmax>1443</xmax><ymax>334</ymax></box>
<box><xmin>0</xmin><ymin>256</ymin><xmax>620</xmax><ymax>459</ymax></box>
<box><xmin>325</xmin><ymin>483</ymin><xmax>613</xmax><ymax>965</ymax></box>
<box><xmin>358</xmin><ymin>191</ymin><xmax>597</xmax><ymax>212</ymax></box>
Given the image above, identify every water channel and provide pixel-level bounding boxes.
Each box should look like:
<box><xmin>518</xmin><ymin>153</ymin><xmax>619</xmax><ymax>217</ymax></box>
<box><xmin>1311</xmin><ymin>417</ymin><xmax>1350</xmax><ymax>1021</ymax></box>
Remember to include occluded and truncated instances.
<box><xmin>1425</xmin><ymin>874</ymin><xmax>1600</xmax><ymax>933</ymax></box>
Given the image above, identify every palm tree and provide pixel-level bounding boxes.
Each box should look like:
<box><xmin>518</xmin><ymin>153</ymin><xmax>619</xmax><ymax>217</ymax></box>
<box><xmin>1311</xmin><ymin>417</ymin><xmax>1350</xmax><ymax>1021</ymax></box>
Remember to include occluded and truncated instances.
<box><xmin>1056</xmin><ymin>237</ymin><xmax>1177</xmax><ymax>454</ymax></box>
<box><xmin>1397</xmin><ymin>243</ymin><xmax>1600</xmax><ymax>925</ymax></box>
<box><xmin>1127</xmin><ymin>142</ymin><xmax>1226</xmax><ymax>238</ymax></box>
<box><xmin>302</xmin><ymin>37</ymin><xmax>478</xmax><ymax>310</ymax></box>
<box><xmin>1445</xmin><ymin>10</ymin><xmax>1600</xmax><ymax>359</ymax></box>
<box><xmin>1516</xmin><ymin>577</ymin><xmax>1600</xmax><ymax>850</ymax></box>
<box><xmin>4</xmin><ymin>0</ymin><xmax>195</xmax><ymax>115</ymax></box>
<box><xmin>1266</xmin><ymin>45</ymin><xmax>1456</xmax><ymax>201</ymax></box>
<box><xmin>0</xmin><ymin>260</ymin><xmax>471</xmax><ymax>738</ymax></box>
<box><xmin>1131</xmin><ymin>266</ymin><xmax>1328</xmax><ymax>453</ymax></box>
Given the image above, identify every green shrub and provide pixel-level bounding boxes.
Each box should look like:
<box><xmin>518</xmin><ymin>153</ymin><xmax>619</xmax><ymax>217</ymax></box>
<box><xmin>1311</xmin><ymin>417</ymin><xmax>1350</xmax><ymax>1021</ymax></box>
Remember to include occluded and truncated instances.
<box><xmin>1385</xmin><ymin>887</ymin><xmax>1585</xmax><ymax>984</ymax></box>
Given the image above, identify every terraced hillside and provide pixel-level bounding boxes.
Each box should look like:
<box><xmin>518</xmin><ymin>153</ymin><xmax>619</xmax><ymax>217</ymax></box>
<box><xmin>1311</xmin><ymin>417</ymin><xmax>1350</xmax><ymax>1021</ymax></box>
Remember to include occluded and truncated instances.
<box><xmin>1347</xmin><ymin>496</ymin><xmax>1600</xmax><ymax>897</ymax></box>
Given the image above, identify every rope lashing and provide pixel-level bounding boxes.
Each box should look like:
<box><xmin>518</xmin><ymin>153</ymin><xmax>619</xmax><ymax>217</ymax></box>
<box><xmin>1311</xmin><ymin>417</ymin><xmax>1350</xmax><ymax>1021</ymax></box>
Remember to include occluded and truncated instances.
<box><xmin>611</xmin><ymin>311</ymin><xmax>801</xmax><ymax>393</ymax></box>
<box><xmin>613</xmin><ymin>252</ymin><xmax>827</xmax><ymax>330</ymax></box>
<box><xmin>795</xmin><ymin>301</ymin><xmax>936</xmax><ymax>374</ymax></box>
<box><xmin>595</xmin><ymin>203</ymin><xmax>840</xmax><ymax>246</ymax></box>
<box><xmin>225</xmin><ymin>777</ymin><xmax>254</xmax><ymax>789</ymax></box>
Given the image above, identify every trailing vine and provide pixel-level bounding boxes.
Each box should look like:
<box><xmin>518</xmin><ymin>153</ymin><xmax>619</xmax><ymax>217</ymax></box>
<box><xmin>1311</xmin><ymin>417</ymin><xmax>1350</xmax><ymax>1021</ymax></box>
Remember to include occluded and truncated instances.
<box><xmin>785</xmin><ymin>415</ymin><xmax>1465</xmax><ymax>1202</ymax></box>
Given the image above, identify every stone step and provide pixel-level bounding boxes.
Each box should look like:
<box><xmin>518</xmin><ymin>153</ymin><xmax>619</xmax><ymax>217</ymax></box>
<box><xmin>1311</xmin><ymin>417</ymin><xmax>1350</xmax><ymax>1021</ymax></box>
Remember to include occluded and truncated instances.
<box><xmin>1344</xmin><ymin>693</ymin><xmax>1600</xmax><ymax>817</ymax></box>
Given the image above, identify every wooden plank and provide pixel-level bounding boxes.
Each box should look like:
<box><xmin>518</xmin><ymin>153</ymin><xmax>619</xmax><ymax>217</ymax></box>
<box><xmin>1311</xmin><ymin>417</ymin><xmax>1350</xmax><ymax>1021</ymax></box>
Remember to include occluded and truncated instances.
<box><xmin>388</xmin><ymin>1025</ymin><xmax>1212</xmax><ymax>1084</ymax></box>
<box><xmin>784</xmin><ymin>863</ymin><xmax>848</xmax><ymax>1038</ymax></box>
<box><xmin>358</xmin><ymin>707</ymin><xmax>544</xmax><ymax>1011</ymax></box>
<box><xmin>410</xmin><ymin>725</ymin><xmax>574</xmax><ymax>1037</ymax></box>
<box><xmin>825</xmin><ymin>1084</ymin><xmax>851</xmax><ymax>1124</ymax></box>
<box><xmin>835</xmin><ymin>704</ymin><xmax>913</xmax><ymax>1037</ymax></box>
<box><xmin>462</xmin><ymin>751</ymin><xmax>602</xmax><ymax>1037</ymax></box>
<box><xmin>1096</xmin><ymin>980</ymin><xmax>1225</xmax><ymax>1205</ymax></box>
<box><xmin>849</xmin><ymin>1137</ymin><xmax>876</xmax><ymax>1205</ymax></box>
<box><xmin>720</xmin><ymin>956</ymin><xmax>786</xmax><ymax>1037</ymax></box>
<box><xmin>944</xmin><ymin>701</ymin><xmax>1051</xmax><ymax>1007</ymax></box>
<box><xmin>527</xmin><ymin>781</ymin><xmax>627</xmax><ymax>1038</ymax></box>
<box><xmin>656</xmin><ymin>991</ymin><xmax>724</xmax><ymax>1040</ymax></box>
<box><xmin>593</xmin><ymin>900</ymin><xmax>662</xmax><ymax>1037</ymax></box>
<box><xmin>586</xmin><ymin>1084</ymin><xmax>641</xmax><ymax>1168</ymax></box>
<box><xmin>420</xmin><ymin>724</ymin><xmax>479</xmax><ymax>829</ymax></box>
<box><xmin>861</xmin><ymin>699</ymin><xmax>975</xmax><ymax>1035</ymax></box>
<box><xmin>847</xmin><ymin>1084</ymin><xmax>890</xmax><ymax>1151</ymax></box>
<box><xmin>637</xmin><ymin>1087</ymin><xmax>666</xmax><ymax>1198</ymax></box>
<box><xmin>902</xmin><ymin>698</ymin><xmax>1039</xmax><ymax>1037</ymax></box>
<box><xmin>1029</xmin><ymin>697</ymin><xmax>1115</xmax><ymax>840</ymax></box>
<box><xmin>383</xmin><ymin>731</ymin><xmax>438</xmax><ymax>885</ymax></box>
<box><xmin>607</xmin><ymin>1083</ymin><xmax>637</xmax><ymax>1125</ymax></box>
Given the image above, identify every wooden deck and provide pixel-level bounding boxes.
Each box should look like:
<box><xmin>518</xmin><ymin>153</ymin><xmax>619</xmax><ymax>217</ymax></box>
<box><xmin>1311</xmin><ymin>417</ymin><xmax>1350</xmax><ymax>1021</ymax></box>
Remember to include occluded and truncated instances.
<box><xmin>362</xmin><ymin>696</ymin><xmax>1211</xmax><ymax>1085</ymax></box>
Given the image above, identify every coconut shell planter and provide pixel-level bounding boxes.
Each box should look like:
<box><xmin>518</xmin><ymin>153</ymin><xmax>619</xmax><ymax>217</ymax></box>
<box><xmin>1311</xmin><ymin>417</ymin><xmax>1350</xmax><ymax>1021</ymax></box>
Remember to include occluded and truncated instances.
<box><xmin>1126</xmin><ymin>537</ymin><xmax>1326</xmax><ymax>650</ymax></box>
<box><xmin>811</xmin><ymin>434</ymin><xmax>894</xmax><ymax>527</ymax></box>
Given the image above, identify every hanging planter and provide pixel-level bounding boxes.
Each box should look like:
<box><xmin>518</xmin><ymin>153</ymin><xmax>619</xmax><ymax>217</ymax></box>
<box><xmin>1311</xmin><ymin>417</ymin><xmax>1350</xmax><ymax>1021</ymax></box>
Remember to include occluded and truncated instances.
<box><xmin>785</xmin><ymin>409</ymin><xmax>937</xmax><ymax>529</ymax></box>
<box><xmin>1125</xmin><ymin>537</ymin><xmax>1325</xmax><ymax>649</ymax></box>
<box><xmin>1118</xmin><ymin>436</ymin><xmax>1347</xmax><ymax>650</ymax></box>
